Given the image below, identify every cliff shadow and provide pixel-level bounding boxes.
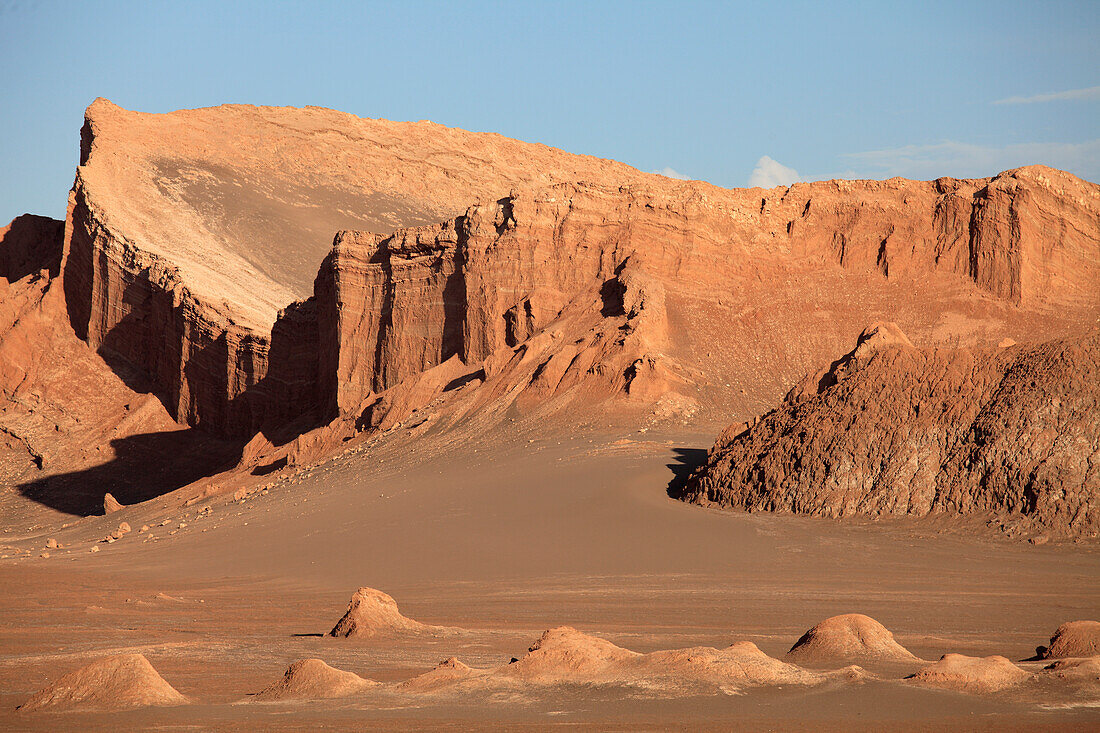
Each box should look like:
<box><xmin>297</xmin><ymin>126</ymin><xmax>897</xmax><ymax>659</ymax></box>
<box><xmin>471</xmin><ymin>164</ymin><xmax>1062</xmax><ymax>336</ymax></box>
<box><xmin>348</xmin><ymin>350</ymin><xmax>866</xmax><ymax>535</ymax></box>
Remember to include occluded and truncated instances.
<box><xmin>0</xmin><ymin>213</ymin><xmax>63</xmax><ymax>283</ymax></box>
<box><xmin>16</xmin><ymin>428</ymin><xmax>242</xmax><ymax>517</ymax></box>
<box><xmin>665</xmin><ymin>447</ymin><xmax>708</xmax><ymax>498</ymax></box>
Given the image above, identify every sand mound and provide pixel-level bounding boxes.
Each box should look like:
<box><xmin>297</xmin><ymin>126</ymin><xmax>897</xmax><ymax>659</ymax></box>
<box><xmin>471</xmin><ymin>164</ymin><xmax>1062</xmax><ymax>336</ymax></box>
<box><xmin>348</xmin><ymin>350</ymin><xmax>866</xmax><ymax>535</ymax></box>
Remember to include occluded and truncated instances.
<box><xmin>397</xmin><ymin>627</ymin><xmax>834</xmax><ymax>697</ymax></box>
<box><xmin>785</xmin><ymin>614</ymin><xmax>919</xmax><ymax>665</ymax></box>
<box><xmin>494</xmin><ymin>627</ymin><xmax>828</xmax><ymax>692</ymax></box>
<box><xmin>1040</xmin><ymin>656</ymin><xmax>1100</xmax><ymax>692</ymax></box>
<box><xmin>400</xmin><ymin>657</ymin><xmax>486</xmax><ymax>692</ymax></box>
<box><xmin>18</xmin><ymin>653</ymin><xmax>188</xmax><ymax>712</ymax></box>
<box><xmin>501</xmin><ymin>626</ymin><xmax>639</xmax><ymax>684</ymax></box>
<box><xmin>329</xmin><ymin>587</ymin><xmax>451</xmax><ymax>638</ymax></box>
<box><xmin>1037</xmin><ymin>621</ymin><xmax>1100</xmax><ymax>659</ymax></box>
<box><xmin>251</xmin><ymin>658</ymin><xmax>376</xmax><ymax>701</ymax></box>
<box><xmin>906</xmin><ymin>653</ymin><xmax>1030</xmax><ymax>693</ymax></box>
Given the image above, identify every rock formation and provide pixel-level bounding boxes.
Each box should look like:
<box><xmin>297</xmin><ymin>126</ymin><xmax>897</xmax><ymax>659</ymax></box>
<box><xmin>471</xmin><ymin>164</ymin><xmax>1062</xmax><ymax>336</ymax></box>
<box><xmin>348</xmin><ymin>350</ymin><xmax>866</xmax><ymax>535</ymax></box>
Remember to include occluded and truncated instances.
<box><xmin>251</xmin><ymin>658</ymin><xmax>377</xmax><ymax>701</ymax></box>
<box><xmin>328</xmin><ymin>587</ymin><xmax>452</xmax><ymax>638</ymax></box>
<box><xmin>57</xmin><ymin>98</ymin><xmax>1100</xmax><ymax>445</ymax></box>
<box><xmin>17</xmin><ymin>653</ymin><xmax>188</xmax><ymax>712</ymax></box>
<box><xmin>785</xmin><ymin>614</ymin><xmax>920</xmax><ymax>665</ymax></box>
<box><xmin>4</xmin><ymin>98</ymin><xmax>1099</xmax><ymax>517</ymax></box>
<box><xmin>675</xmin><ymin>324</ymin><xmax>1100</xmax><ymax>538</ymax></box>
<box><xmin>1037</xmin><ymin>621</ymin><xmax>1100</xmax><ymax>659</ymax></box>
<box><xmin>906</xmin><ymin>653</ymin><xmax>1031</xmax><ymax>693</ymax></box>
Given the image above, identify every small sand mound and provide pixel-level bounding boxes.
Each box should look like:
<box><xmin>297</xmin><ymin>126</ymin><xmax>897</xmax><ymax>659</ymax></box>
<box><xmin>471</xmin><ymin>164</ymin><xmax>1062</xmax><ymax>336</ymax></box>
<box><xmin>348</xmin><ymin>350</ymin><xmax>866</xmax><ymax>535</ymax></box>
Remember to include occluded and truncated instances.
<box><xmin>502</xmin><ymin>626</ymin><xmax>639</xmax><ymax>683</ymax></box>
<box><xmin>637</xmin><ymin>641</ymin><xmax>829</xmax><ymax>689</ymax></box>
<box><xmin>1037</xmin><ymin>621</ymin><xmax>1100</xmax><ymax>659</ymax></box>
<box><xmin>786</xmin><ymin>614</ymin><xmax>919</xmax><ymax>665</ymax></box>
<box><xmin>1043</xmin><ymin>657</ymin><xmax>1100</xmax><ymax>677</ymax></box>
<box><xmin>906</xmin><ymin>653</ymin><xmax>1030</xmax><ymax>693</ymax></box>
<box><xmin>329</xmin><ymin>587</ymin><xmax>450</xmax><ymax>638</ymax></box>
<box><xmin>400</xmin><ymin>657</ymin><xmax>485</xmax><ymax>692</ymax></box>
<box><xmin>18</xmin><ymin>653</ymin><xmax>188</xmax><ymax>712</ymax></box>
<box><xmin>252</xmin><ymin>658</ymin><xmax>376</xmax><ymax>701</ymax></box>
<box><xmin>496</xmin><ymin>627</ymin><xmax>828</xmax><ymax>692</ymax></box>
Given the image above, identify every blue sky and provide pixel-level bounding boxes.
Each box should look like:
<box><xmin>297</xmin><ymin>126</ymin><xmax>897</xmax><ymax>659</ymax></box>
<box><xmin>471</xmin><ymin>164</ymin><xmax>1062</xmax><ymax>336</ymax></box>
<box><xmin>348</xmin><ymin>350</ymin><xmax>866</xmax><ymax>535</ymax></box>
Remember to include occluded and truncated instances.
<box><xmin>1</xmin><ymin>0</ymin><xmax>1097</xmax><ymax>223</ymax></box>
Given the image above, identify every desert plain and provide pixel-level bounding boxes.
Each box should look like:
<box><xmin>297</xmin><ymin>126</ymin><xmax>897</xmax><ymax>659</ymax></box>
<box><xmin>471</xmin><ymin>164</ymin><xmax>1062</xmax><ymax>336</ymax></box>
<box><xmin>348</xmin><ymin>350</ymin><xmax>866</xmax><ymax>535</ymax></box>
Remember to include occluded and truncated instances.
<box><xmin>0</xmin><ymin>100</ymin><xmax>1097</xmax><ymax>731</ymax></box>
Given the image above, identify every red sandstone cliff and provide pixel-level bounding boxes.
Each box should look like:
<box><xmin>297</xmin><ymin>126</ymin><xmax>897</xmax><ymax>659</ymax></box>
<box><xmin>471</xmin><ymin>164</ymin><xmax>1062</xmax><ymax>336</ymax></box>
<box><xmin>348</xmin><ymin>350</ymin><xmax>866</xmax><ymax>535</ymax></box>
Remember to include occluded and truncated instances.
<box><xmin>4</xmin><ymin>100</ymin><xmax>1099</xmax><ymax>519</ymax></box>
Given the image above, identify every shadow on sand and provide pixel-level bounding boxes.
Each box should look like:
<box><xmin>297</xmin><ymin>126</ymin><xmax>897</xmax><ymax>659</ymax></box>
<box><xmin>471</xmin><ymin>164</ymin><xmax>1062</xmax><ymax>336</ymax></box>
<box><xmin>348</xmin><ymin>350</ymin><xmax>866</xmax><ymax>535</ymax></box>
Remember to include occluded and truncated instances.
<box><xmin>17</xmin><ymin>429</ymin><xmax>242</xmax><ymax>517</ymax></box>
<box><xmin>665</xmin><ymin>447</ymin><xmax>708</xmax><ymax>498</ymax></box>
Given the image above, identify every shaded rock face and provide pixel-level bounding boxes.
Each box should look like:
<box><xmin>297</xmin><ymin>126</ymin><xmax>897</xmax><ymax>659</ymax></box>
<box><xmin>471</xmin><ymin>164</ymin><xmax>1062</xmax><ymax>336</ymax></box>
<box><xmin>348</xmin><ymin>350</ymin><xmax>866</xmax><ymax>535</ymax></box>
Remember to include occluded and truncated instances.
<box><xmin>17</xmin><ymin>653</ymin><xmax>188</xmax><ymax>712</ymax></box>
<box><xmin>60</xmin><ymin>99</ymin><xmax>657</xmax><ymax>437</ymax></box>
<box><xmin>675</xmin><ymin>324</ymin><xmax>1100</xmax><ymax>538</ymax></box>
<box><xmin>785</xmin><ymin>614</ymin><xmax>920</xmax><ymax>666</ymax></box>
<box><xmin>1038</xmin><ymin>621</ymin><xmax>1100</xmax><ymax>659</ymax></box>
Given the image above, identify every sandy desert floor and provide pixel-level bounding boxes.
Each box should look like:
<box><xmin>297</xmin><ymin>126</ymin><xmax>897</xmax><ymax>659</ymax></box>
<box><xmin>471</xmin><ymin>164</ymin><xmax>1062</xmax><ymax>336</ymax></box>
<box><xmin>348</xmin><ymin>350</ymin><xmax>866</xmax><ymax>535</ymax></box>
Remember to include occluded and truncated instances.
<box><xmin>1</xmin><ymin>423</ymin><xmax>1098</xmax><ymax>730</ymax></box>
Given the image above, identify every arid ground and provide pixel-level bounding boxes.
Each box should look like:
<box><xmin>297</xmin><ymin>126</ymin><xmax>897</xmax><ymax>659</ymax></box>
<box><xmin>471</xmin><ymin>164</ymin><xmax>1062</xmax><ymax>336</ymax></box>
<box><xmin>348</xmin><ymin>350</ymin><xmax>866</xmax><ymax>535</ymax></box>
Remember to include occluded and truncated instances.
<box><xmin>1</xmin><ymin>100</ymin><xmax>1097</xmax><ymax>730</ymax></box>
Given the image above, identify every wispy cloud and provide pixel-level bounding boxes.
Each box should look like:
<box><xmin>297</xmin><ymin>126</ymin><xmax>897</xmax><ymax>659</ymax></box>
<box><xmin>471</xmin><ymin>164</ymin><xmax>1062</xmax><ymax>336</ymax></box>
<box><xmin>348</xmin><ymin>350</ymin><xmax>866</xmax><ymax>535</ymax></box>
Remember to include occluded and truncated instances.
<box><xmin>842</xmin><ymin>139</ymin><xmax>1100</xmax><ymax>183</ymax></box>
<box><xmin>747</xmin><ymin>156</ymin><xmax>802</xmax><ymax>188</ymax></box>
<box><xmin>652</xmin><ymin>166</ymin><xmax>691</xmax><ymax>180</ymax></box>
<box><xmin>993</xmin><ymin>85</ymin><xmax>1100</xmax><ymax>105</ymax></box>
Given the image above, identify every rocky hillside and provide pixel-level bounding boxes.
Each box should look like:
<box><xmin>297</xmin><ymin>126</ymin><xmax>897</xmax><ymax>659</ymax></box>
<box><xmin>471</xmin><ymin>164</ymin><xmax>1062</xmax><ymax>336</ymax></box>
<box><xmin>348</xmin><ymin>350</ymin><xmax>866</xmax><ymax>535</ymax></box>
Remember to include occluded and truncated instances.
<box><xmin>674</xmin><ymin>323</ymin><xmax>1100</xmax><ymax>539</ymax></box>
<box><xmin>4</xmin><ymin>99</ymin><xmax>1099</xmax><ymax>516</ymax></box>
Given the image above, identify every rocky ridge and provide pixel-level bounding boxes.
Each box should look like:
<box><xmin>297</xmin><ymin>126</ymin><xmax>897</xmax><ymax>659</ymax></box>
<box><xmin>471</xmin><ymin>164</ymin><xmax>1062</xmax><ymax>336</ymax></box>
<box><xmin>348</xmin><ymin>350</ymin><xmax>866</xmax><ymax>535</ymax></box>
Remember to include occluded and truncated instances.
<box><xmin>675</xmin><ymin>323</ymin><xmax>1100</xmax><ymax>538</ymax></box>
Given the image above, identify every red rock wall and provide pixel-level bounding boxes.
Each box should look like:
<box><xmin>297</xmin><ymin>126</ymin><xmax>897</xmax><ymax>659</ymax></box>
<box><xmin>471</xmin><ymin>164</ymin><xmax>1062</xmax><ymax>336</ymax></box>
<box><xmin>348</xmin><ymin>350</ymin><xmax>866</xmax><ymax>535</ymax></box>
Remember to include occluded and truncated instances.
<box><xmin>62</xmin><ymin>179</ymin><xmax>319</xmax><ymax>437</ymax></box>
<box><xmin>317</xmin><ymin>171</ymin><xmax>1100</xmax><ymax>418</ymax></box>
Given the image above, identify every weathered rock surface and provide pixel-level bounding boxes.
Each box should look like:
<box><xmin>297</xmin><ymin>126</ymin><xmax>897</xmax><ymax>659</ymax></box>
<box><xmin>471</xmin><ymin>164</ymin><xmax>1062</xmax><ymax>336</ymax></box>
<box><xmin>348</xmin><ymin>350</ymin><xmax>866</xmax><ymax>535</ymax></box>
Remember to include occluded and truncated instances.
<box><xmin>328</xmin><ymin>587</ymin><xmax>452</xmax><ymax>639</ymax></box>
<box><xmin>61</xmin><ymin>99</ymin><xmax>657</xmax><ymax>436</ymax></box>
<box><xmin>1037</xmin><ymin>621</ymin><xmax>1100</xmax><ymax>659</ymax></box>
<box><xmin>906</xmin><ymin>653</ymin><xmax>1030</xmax><ymax>693</ymax></box>
<box><xmin>675</xmin><ymin>324</ymin><xmax>1100</xmax><ymax>538</ymax></box>
<box><xmin>5</xmin><ymin>98</ymin><xmax>1100</xmax><ymax>513</ymax></box>
<box><xmin>58</xmin><ymin>98</ymin><xmax>1100</xmax><ymax>444</ymax></box>
<box><xmin>785</xmin><ymin>614</ymin><xmax>920</xmax><ymax>665</ymax></box>
<box><xmin>17</xmin><ymin>653</ymin><xmax>188</xmax><ymax>712</ymax></box>
<box><xmin>251</xmin><ymin>658</ymin><xmax>377</xmax><ymax>701</ymax></box>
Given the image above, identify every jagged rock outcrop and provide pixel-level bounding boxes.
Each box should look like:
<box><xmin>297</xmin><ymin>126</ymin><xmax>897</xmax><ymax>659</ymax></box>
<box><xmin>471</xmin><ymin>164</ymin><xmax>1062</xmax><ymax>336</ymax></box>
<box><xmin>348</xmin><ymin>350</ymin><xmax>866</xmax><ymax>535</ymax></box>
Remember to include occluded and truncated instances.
<box><xmin>675</xmin><ymin>324</ymin><xmax>1100</xmax><ymax>538</ymax></box>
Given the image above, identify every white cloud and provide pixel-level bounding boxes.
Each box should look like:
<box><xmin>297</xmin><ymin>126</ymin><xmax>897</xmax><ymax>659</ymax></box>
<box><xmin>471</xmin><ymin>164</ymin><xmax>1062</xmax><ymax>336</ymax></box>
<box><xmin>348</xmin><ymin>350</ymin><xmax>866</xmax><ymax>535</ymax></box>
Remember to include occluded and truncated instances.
<box><xmin>652</xmin><ymin>166</ymin><xmax>691</xmax><ymax>180</ymax></box>
<box><xmin>747</xmin><ymin>156</ymin><xmax>802</xmax><ymax>188</ymax></box>
<box><xmin>842</xmin><ymin>139</ymin><xmax>1100</xmax><ymax>182</ymax></box>
<box><xmin>993</xmin><ymin>85</ymin><xmax>1100</xmax><ymax>105</ymax></box>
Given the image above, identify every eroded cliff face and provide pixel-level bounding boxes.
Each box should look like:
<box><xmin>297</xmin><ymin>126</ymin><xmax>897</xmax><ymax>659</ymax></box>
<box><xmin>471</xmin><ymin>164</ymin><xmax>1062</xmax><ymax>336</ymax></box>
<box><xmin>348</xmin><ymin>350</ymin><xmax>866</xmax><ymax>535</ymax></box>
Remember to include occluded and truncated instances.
<box><xmin>55</xmin><ymin>99</ymin><xmax>1100</xmax><ymax>447</ymax></box>
<box><xmin>674</xmin><ymin>324</ymin><xmax>1100</xmax><ymax>538</ymax></box>
<box><xmin>317</xmin><ymin>170</ymin><xmax>1100</xmax><ymax>425</ymax></box>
